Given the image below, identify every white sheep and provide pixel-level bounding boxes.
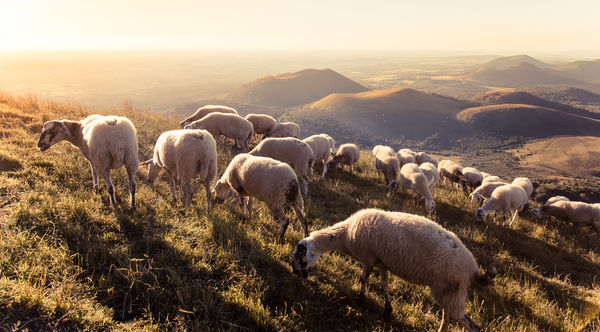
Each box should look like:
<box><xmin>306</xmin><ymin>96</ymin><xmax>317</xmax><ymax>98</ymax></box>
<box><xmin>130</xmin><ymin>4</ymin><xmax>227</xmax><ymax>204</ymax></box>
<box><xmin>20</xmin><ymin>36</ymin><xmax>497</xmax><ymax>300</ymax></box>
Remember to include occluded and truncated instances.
<box><xmin>482</xmin><ymin>175</ymin><xmax>502</xmax><ymax>184</ymax></box>
<box><xmin>415</xmin><ymin>151</ymin><xmax>438</xmax><ymax>167</ymax></box>
<box><xmin>397</xmin><ymin>148</ymin><xmax>417</xmax><ymax>166</ymax></box>
<box><xmin>533</xmin><ymin>200</ymin><xmax>600</xmax><ymax>232</ymax></box>
<box><xmin>179</xmin><ymin>105</ymin><xmax>238</xmax><ymax>128</ymax></box>
<box><xmin>373</xmin><ymin>145</ymin><xmax>396</xmax><ymax>159</ymax></box>
<box><xmin>460</xmin><ymin>167</ymin><xmax>483</xmax><ymax>192</ymax></box>
<box><xmin>438</xmin><ymin>159</ymin><xmax>464</xmax><ymax>187</ymax></box>
<box><xmin>291</xmin><ymin>208</ymin><xmax>496</xmax><ymax>332</ymax></box>
<box><xmin>184</xmin><ymin>112</ymin><xmax>254</xmax><ymax>151</ymax></box>
<box><xmin>212</xmin><ymin>154</ymin><xmax>309</xmax><ymax>242</ymax></box>
<box><xmin>303</xmin><ymin>134</ymin><xmax>333</xmax><ymax>179</ymax></box>
<box><xmin>327</xmin><ymin>143</ymin><xmax>360</xmax><ymax>174</ymax></box>
<box><xmin>264</xmin><ymin>122</ymin><xmax>301</xmax><ymax>139</ymax></box>
<box><xmin>530</xmin><ymin>196</ymin><xmax>570</xmax><ymax>222</ymax></box>
<box><xmin>475</xmin><ymin>184</ymin><xmax>529</xmax><ymax>226</ymax></box>
<box><xmin>139</xmin><ymin>129</ymin><xmax>217</xmax><ymax>209</ymax></box>
<box><xmin>375</xmin><ymin>156</ymin><xmax>400</xmax><ymax>196</ymax></box>
<box><xmin>419</xmin><ymin>162</ymin><xmax>440</xmax><ymax>189</ymax></box>
<box><xmin>245</xmin><ymin>113</ymin><xmax>277</xmax><ymax>136</ymax></box>
<box><xmin>512</xmin><ymin>177</ymin><xmax>533</xmax><ymax>199</ymax></box>
<box><xmin>322</xmin><ymin>133</ymin><xmax>336</xmax><ymax>154</ymax></box>
<box><xmin>400</xmin><ymin>163</ymin><xmax>435</xmax><ymax>213</ymax></box>
<box><xmin>249</xmin><ymin>137</ymin><xmax>314</xmax><ymax>195</ymax></box>
<box><xmin>469</xmin><ymin>182</ymin><xmax>508</xmax><ymax>204</ymax></box>
<box><xmin>37</xmin><ymin>115</ymin><xmax>138</xmax><ymax>210</ymax></box>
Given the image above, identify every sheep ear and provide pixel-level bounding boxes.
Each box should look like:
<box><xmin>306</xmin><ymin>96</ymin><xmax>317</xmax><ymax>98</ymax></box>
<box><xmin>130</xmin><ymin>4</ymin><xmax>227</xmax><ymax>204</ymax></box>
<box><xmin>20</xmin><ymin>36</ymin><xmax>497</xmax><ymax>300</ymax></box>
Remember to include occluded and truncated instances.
<box><xmin>60</xmin><ymin>122</ymin><xmax>72</xmax><ymax>137</ymax></box>
<box><xmin>138</xmin><ymin>159</ymin><xmax>153</xmax><ymax>167</ymax></box>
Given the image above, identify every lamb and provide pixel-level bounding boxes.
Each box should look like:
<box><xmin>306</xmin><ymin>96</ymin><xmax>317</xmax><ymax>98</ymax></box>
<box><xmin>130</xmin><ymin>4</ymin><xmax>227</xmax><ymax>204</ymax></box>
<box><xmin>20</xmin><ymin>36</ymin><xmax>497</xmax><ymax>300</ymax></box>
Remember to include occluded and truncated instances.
<box><xmin>37</xmin><ymin>114</ymin><xmax>138</xmax><ymax>210</ymax></box>
<box><xmin>249</xmin><ymin>137</ymin><xmax>314</xmax><ymax>195</ymax></box>
<box><xmin>184</xmin><ymin>112</ymin><xmax>254</xmax><ymax>151</ymax></box>
<box><xmin>415</xmin><ymin>151</ymin><xmax>438</xmax><ymax>167</ymax></box>
<box><xmin>245</xmin><ymin>113</ymin><xmax>277</xmax><ymax>136</ymax></box>
<box><xmin>469</xmin><ymin>182</ymin><xmax>508</xmax><ymax>204</ymax></box>
<box><xmin>322</xmin><ymin>133</ymin><xmax>336</xmax><ymax>154</ymax></box>
<box><xmin>212</xmin><ymin>154</ymin><xmax>309</xmax><ymax>242</ymax></box>
<box><xmin>139</xmin><ymin>129</ymin><xmax>217</xmax><ymax>209</ymax></box>
<box><xmin>438</xmin><ymin>160</ymin><xmax>464</xmax><ymax>186</ymax></box>
<box><xmin>512</xmin><ymin>177</ymin><xmax>533</xmax><ymax>199</ymax></box>
<box><xmin>532</xmin><ymin>200</ymin><xmax>599</xmax><ymax>232</ymax></box>
<box><xmin>400</xmin><ymin>163</ymin><xmax>436</xmax><ymax>213</ymax></box>
<box><xmin>482</xmin><ymin>175</ymin><xmax>502</xmax><ymax>184</ymax></box>
<box><xmin>419</xmin><ymin>162</ymin><xmax>440</xmax><ymax>189</ymax></box>
<box><xmin>327</xmin><ymin>143</ymin><xmax>360</xmax><ymax>174</ymax></box>
<box><xmin>397</xmin><ymin>148</ymin><xmax>417</xmax><ymax>166</ymax></box>
<box><xmin>460</xmin><ymin>167</ymin><xmax>483</xmax><ymax>192</ymax></box>
<box><xmin>475</xmin><ymin>184</ymin><xmax>529</xmax><ymax>226</ymax></box>
<box><xmin>179</xmin><ymin>105</ymin><xmax>238</xmax><ymax>128</ymax></box>
<box><xmin>264</xmin><ymin>122</ymin><xmax>301</xmax><ymax>139</ymax></box>
<box><xmin>303</xmin><ymin>134</ymin><xmax>333</xmax><ymax>179</ymax></box>
<box><xmin>291</xmin><ymin>208</ymin><xmax>496</xmax><ymax>332</ymax></box>
<box><xmin>375</xmin><ymin>156</ymin><xmax>400</xmax><ymax>197</ymax></box>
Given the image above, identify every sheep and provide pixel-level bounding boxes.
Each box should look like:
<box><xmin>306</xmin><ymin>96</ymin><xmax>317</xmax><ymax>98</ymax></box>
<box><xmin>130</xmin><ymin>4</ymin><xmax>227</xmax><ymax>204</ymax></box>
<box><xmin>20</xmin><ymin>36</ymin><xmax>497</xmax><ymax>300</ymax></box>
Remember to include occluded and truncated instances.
<box><xmin>482</xmin><ymin>175</ymin><xmax>502</xmax><ymax>184</ymax></box>
<box><xmin>179</xmin><ymin>105</ymin><xmax>238</xmax><ymax>128</ymax></box>
<box><xmin>264</xmin><ymin>122</ymin><xmax>301</xmax><ymax>139</ymax></box>
<box><xmin>327</xmin><ymin>143</ymin><xmax>360</xmax><ymax>174</ymax></box>
<box><xmin>532</xmin><ymin>200</ymin><xmax>599</xmax><ymax>232</ymax></box>
<box><xmin>373</xmin><ymin>145</ymin><xmax>396</xmax><ymax>159</ymax></box>
<box><xmin>375</xmin><ymin>156</ymin><xmax>400</xmax><ymax>197</ymax></box>
<box><xmin>400</xmin><ymin>163</ymin><xmax>435</xmax><ymax>213</ymax></box>
<box><xmin>245</xmin><ymin>113</ymin><xmax>277</xmax><ymax>136</ymax></box>
<box><xmin>415</xmin><ymin>151</ymin><xmax>438</xmax><ymax>167</ymax></box>
<box><xmin>139</xmin><ymin>129</ymin><xmax>217</xmax><ymax>209</ymax></box>
<box><xmin>512</xmin><ymin>177</ymin><xmax>533</xmax><ymax>199</ymax></box>
<box><xmin>37</xmin><ymin>115</ymin><xmax>138</xmax><ymax>210</ymax></box>
<box><xmin>303</xmin><ymin>134</ymin><xmax>332</xmax><ymax>179</ymax></box>
<box><xmin>469</xmin><ymin>182</ymin><xmax>508</xmax><ymax>204</ymax></box>
<box><xmin>419</xmin><ymin>162</ymin><xmax>440</xmax><ymax>189</ymax></box>
<box><xmin>291</xmin><ymin>208</ymin><xmax>496</xmax><ymax>332</ymax></box>
<box><xmin>475</xmin><ymin>184</ymin><xmax>529</xmax><ymax>226</ymax></box>
<box><xmin>184</xmin><ymin>112</ymin><xmax>254</xmax><ymax>151</ymax></box>
<box><xmin>212</xmin><ymin>154</ymin><xmax>308</xmax><ymax>242</ymax></box>
<box><xmin>480</xmin><ymin>171</ymin><xmax>491</xmax><ymax>179</ymax></box>
<box><xmin>322</xmin><ymin>133</ymin><xmax>336</xmax><ymax>154</ymax></box>
<box><xmin>249</xmin><ymin>137</ymin><xmax>314</xmax><ymax>195</ymax></box>
<box><xmin>460</xmin><ymin>167</ymin><xmax>483</xmax><ymax>192</ymax></box>
<box><xmin>530</xmin><ymin>196</ymin><xmax>570</xmax><ymax>222</ymax></box>
<box><xmin>397</xmin><ymin>149</ymin><xmax>416</xmax><ymax>166</ymax></box>
<box><xmin>438</xmin><ymin>160</ymin><xmax>464</xmax><ymax>187</ymax></box>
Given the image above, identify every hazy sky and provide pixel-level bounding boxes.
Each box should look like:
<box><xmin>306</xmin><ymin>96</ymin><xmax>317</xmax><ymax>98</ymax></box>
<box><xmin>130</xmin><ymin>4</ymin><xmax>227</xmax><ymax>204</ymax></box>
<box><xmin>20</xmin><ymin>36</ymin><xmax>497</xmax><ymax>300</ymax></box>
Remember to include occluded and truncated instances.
<box><xmin>1</xmin><ymin>0</ymin><xmax>599</xmax><ymax>54</ymax></box>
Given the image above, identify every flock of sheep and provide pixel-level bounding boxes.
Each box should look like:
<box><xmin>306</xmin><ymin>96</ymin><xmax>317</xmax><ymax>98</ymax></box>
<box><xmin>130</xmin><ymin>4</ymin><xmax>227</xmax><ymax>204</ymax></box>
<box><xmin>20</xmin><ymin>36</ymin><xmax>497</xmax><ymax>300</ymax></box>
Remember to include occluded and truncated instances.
<box><xmin>36</xmin><ymin>104</ymin><xmax>599</xmax><ymax>332</ymax></box>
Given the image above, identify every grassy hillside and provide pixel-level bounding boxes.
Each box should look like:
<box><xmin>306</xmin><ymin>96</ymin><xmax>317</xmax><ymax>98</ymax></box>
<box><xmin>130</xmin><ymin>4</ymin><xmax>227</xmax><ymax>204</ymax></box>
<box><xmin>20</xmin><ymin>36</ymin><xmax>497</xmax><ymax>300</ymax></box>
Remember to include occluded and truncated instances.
<box><xmin>479</xmin><ymin>55</ymin><xmax>553</xmax><ymax>69</ymax></box>
<box><xmin>1</xmin><ymin>93</ymin><xmax>599</xmax><ymax>331</ymax></box>
<box><xmin>467</xmin><ymin>62</ymin><xmax>582</xmax><ymax>87</ymax></box>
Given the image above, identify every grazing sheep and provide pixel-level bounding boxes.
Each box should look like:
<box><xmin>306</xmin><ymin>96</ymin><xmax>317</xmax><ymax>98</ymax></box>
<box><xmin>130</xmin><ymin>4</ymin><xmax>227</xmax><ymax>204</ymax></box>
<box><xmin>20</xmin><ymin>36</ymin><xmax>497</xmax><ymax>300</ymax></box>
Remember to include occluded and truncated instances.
<box><xmin>291</xmin><ymin>208</ymin><xmax>496</xmax><ymax>332</ymax></box>
<box><xmin>249</xmin><ymin>137</ymin><xmax>314</xmax><ymax>195</ymax></box>
<box><xmin>37</xmin><ymin>115</ymin><xmax>138</xmax><ymax>210</ymax></box>
<box><xmin>180</xmin><ymin>105</ymin><xmax>238</xmax><ymax>128</ymax></box>
<box><xmin>460</xmin><ymin>167</ymin><xmax>483</xmax><ymax>192</ymax></box>
<box><xmin>397</xmin><ymin>149</ymin><xmax>417</xmax><ymax>166</ymax></box>
<box><xmin>322</xmin><ymin>133</ymin><xmax>336</xmax><ymax>154</ymax></box>
<box><xmin>212</xmin><ymin>154</ymin><xmax>309</xmax><ymax>242</ymax></box>
<box><xmin>469</xmin><ymin>182</ymin><xmax>508</xmax><ymax>204</ymax></box>
<box><xmin>438</xmin><ymin>160</ymin><xmax>464</xmax><ymax>187</ymax></box>
<box><xmin>400</xmin><ymin>163</ymin><xmax>435</xmax><ymax>213</ymax></box>
<box><xmin>184</xmin><ymin>112</ymin><xmax>254</xmax><ymax>151</ymax></box>
<box><xmin>375</xmin><ymin>156</ymin><xmax>400</xmax><ymax>197</ymax></box>
<box><xmin>245</xmin><ymin>113</ymin><xmax>277</xmax><ymax>135</ymax></box>
<box><xmin>327</xmin><ymin>143</ymin><xmax>360</xmax><ymax>174</ymax></box>
<box><xmin>139</xmin><ymin>129</ymin><xmax>217</xmax><ymax>209</ymax></box>
<box><xmin>512</xmin><ymin>177</ymin><xmax>533</xmax><ymax>199</ymax></box>
<box><xmin>532</xmin><ymin>200</ymin><xmax>599</xmax><ymax>232</ymax></box>
<box><xmin>415</xmin><ymin>151</ymin><xmax>438</xmax><ymax>167</ymax></box>
<box><xmin>373</xmin><ymin>145</ymin><xmax>396</xmax><ymax>159</ymax></box>
<box><xmin>303</xmin><ymin>134</ymin><xmax>333</xmax><ymax>179</ymax></box>
<box><xmin>264</xmin><ymin>122</ymin><xmax>301</xmax><ymax>139</ymax></box>
<box><xmin>482</xmin><ymin>175</ymin><xmax>502</xmax><ymax>185</ymax></box>
<box><xmin>530</xmin><ymin>196</ymin><xmax>570</xmax><ymax>222</ymax></box>
<box><xmin>480</xmin><ymin>171</ymin><xmax>491</xmax><ymax>178</ymax></box>
<box><xmin>419</xmin><ymin>162</ymin><xmax>440</xmax><ymax>189</ymax></box>
<box><xmin>475</xmin><ymin>184</ymin><xmax>529</xmax><ymax>226</ymax></box>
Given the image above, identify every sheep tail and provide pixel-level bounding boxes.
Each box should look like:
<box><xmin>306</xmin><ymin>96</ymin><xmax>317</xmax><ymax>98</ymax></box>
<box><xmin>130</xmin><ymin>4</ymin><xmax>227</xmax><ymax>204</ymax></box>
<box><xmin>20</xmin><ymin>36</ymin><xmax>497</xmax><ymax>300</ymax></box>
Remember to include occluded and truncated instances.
<box><xmin>286</xmin><ymin>179</ymin><xmax>299</xmax><ymax>203</ymax></box>
<box><xmin>474</xmin><ymin>266</ymin><xmax>498</xmax><ymax>286</ymax></box>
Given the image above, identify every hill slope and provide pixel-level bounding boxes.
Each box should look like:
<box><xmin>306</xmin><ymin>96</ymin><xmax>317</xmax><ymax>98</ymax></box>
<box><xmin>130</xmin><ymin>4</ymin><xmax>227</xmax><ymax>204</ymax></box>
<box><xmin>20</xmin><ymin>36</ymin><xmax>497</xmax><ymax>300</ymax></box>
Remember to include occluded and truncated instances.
<box><xmin>467</xmin><ymin>62</ymin><xmax>582</xmax><ymax>87</ymax></box>
<box><xmin>457</xmin><ymin>103</ymin><xmax>600</xmax><ymax>137</ymax></box>
<box><xmin>224</xmin><ymin>68</ymin><xmax>368</xmax><ymax>107</ymax></box>
<box><xmin>480</xmin><ymin>54</ymin><xmax>553</xmax><ymax>69</ymax></box>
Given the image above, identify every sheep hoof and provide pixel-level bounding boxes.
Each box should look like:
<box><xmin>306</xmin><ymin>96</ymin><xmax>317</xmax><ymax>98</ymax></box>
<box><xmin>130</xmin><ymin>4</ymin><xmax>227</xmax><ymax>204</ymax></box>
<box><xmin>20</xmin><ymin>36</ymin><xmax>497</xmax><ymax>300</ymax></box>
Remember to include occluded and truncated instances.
<box><xmin>383</xmin><ymin>302</ymin><xmax>392</xmax><ymax>318</ymax></box>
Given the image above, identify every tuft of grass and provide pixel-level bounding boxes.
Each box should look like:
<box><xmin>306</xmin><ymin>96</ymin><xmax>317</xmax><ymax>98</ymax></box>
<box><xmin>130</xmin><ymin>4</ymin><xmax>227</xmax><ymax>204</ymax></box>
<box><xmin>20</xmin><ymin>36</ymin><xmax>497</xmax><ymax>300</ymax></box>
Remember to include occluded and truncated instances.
<box><xmin>0</xmin><ymin>93</ymin><xmax>598</xmax><ymax>331</ymax></box>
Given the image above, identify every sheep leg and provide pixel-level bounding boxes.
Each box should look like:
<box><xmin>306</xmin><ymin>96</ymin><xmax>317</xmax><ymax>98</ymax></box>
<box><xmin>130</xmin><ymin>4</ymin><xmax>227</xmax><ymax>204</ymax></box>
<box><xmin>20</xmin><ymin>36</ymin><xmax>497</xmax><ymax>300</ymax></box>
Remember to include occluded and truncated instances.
<box><xmin>238</xmin><ymin>194</ymin><xmax>247</xmax><ymax>220</ymax></box>
<box><xmin>246</xmin><ymin>197</ymin><xmax>253</xmax><ymax>219</ymax></box>
<box><xmin>103</xmin><ymin>171</ymin><xmax>117</xmax><ymax>207</ymax></box>
<box><xmin>168</xmin><ymin>174</ymin><xmax>177</xmax><ymax>202</ymax></box>
<box><xmin>320</xmin><ymin>162</ymin><xmax>328</xmax><ymax>179</ymax></box>
<box><xmin>204</xmin><ymin>181</ymin><xmax>211</xmax><ymax>211</ymax></box>
<box><xmin>271</xmin><ymin>208</ymin><xmax>289</xmax><ymax>244</ymax></box>
<box><xmin>460</xmin><ymin>313</ymin><xmax>482</xmax><ymax>332</ymax></box>
<box><xmin>90</xmin><ymin>162</ymin><xmax>99</xmax><ymax>191</ymax></box>
<box><xmin>438</xmin><ymin>309</ymin><xmax>445</xmax><ymax>332</ymax></box>
<box><xmin>508</xmin><ymin>209</ymin><xmax>519</xmax><ymax>227</ymax></box>
<box><xmin>380</xmin><ymin>269</ymin><xmax>392</xmax><ymax>317</ymax></box>
<box><xmin>126</xmin><ymin>163</ymin><xmax>136</xmax><ymax>211</ymax></box>
<box><xmin>350</xmin><ymin>164</ymin><xmax>354</xmax><ymax>173</ymax></box>
<box><xmin>292</xmin><ymin>203</ymin><xmax>309</xmax><ymax>237</ymax></box>
<box><xmin>301</xmin><ymin>175</ymin><xmax>309</xmax><ymax>196</ymax></box>
<box><xmin>182</xmin><ymin>181</ymin><xmax>193</xmax><ymax>208</ymax></box>
<box><xmin>359</xmin><ymin>265</ymin><xmax>372</xmax><ymax>298</ymax></box>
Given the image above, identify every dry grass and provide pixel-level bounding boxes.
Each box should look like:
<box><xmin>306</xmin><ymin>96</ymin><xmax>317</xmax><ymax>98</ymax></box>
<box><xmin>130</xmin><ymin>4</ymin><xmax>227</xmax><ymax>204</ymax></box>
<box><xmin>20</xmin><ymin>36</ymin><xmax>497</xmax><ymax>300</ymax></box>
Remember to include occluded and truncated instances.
<box><xmin>0</xmin><ymin>92</ymin><xmax>598</xmax><ymax>331</ymax></box>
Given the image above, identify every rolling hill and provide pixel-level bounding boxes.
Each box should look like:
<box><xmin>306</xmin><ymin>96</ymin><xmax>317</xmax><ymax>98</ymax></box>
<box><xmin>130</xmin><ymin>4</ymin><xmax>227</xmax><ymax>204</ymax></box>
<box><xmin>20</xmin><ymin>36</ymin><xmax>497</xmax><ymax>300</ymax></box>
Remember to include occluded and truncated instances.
<box><xmin>457</xmin><ymin>104</ymin><xmax>600</xmax><ymax>137</ymax></box>
<box><xmin>555</xmin><ymin>59</ymin><xmax>600</xmax><ymax>82</ymax></box>
<box><xmin>471</xmin><ymin>89</ymin><xmax>600</xmax><ymax>119</ymax></box>
<box><xmin>467</xmin><ymin>62</ymin><xmax>582</xmax><ymax>87</ymax></box>
<box><xmin>479</xmin><ymin>54</ymin><xmax>553</xmax><ymax>69</ymax></box>
<box><xmin>224</xmin><ymin>68</ymin><xmax>368</xmax><ymax>107</ymax></box>
<box><xmin>523</xmin><ymin>86</ymin><xmax>600</xmax><ymax>105</ymax></box>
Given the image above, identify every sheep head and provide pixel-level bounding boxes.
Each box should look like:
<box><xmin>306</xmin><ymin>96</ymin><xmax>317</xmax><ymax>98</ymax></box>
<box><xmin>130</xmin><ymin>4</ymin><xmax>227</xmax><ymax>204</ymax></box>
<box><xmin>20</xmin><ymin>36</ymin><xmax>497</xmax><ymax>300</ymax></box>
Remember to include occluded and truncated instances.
<box><xmin>475</xmin><ymin>208</ymin><xmax>488</xmax><ymax>222</ymax></box>
<box><xmin>291</xmin><ymin>239</ymin><xmax>319</xmax><ymax>279</ymax></box>
<box><xmin>37</xmin><ymin>120</ymin><xmax>72</xmax><ymax>151</ymax></box>
<box><xmin>212</xmin><ymin>180</ymin><xmax>231</xmax><ymax>204</ymax></box>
